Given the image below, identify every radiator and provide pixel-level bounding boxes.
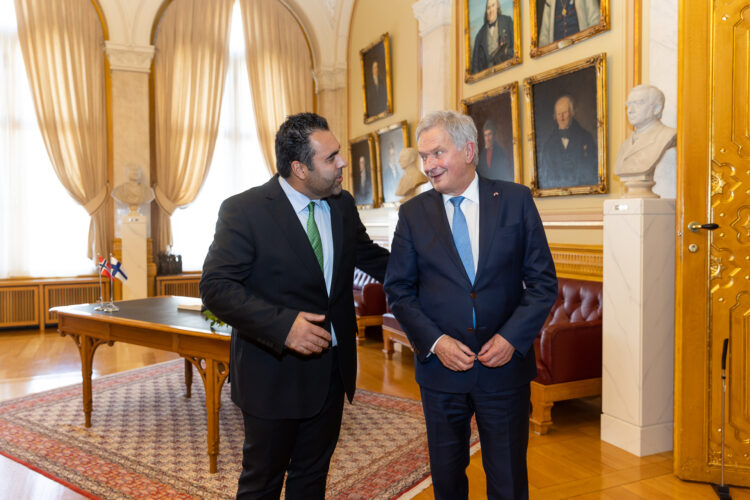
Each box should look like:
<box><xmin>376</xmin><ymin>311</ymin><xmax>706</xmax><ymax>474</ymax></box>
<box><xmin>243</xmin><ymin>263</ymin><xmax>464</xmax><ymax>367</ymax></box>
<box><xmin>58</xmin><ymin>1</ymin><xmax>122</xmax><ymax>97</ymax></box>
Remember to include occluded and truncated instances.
<box><xmin>0</xmin><ymin>277</ymin><xmax>106</xmax><ymax>329</ymax></box>
<box><xmin>156</xmin><ymin>274</ymin><xmax>201</xmax><ymax>298</ymax></box>
<box><xmin>0</xmin><ymin>286</ymin><xmax>39</xmax><ymax>328</ymax></box>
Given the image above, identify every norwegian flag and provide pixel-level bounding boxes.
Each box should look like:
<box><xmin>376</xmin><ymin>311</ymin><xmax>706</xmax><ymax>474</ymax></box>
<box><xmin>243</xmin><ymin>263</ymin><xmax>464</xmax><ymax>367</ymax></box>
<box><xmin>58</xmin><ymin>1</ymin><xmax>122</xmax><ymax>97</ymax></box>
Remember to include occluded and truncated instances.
<box><xmin>97</xmin><ymin>256</ymin><xmax>112</xmax><ymax>279</ymax></box>
<box><xmin>110</xmin><ymin>256</ymin><xmax>128</xmax><ymax>283</ymax></box>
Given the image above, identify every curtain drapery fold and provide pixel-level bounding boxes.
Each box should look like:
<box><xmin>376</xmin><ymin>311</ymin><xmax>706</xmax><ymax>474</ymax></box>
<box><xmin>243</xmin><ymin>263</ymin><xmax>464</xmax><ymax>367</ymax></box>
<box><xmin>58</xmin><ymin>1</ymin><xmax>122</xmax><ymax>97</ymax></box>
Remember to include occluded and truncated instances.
<box><xmin>239</xmin><ymin>0</ymin><xmax>314</xmax><ymax>174</ymax></box>
<box><xmin>152</xmin><ymin>0</ymin><xmax>233</xmax><ymax>253</ymax></box>
<box><xmin>14</xmin><ymin>0</ymin><xmax>109</xmax><ymax>260</ymax></box>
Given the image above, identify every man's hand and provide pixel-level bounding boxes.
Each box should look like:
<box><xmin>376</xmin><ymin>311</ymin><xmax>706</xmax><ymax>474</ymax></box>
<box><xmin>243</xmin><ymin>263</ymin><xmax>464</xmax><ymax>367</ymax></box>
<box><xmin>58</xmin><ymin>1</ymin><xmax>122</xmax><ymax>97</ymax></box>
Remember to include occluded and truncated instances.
<box><xmin>477</xmin><ymin>334</ymin><xmax>514</xmax><ymax>368</ymax></box>
<box><xmin>434</xmin><ymin>336</ymin><xmax>475</xmax><ymax>372</ymax></box>
<box><xmin>285</xmin><ymin>312</ymin><xmax>331</xmax><ymax>355</ymax></box>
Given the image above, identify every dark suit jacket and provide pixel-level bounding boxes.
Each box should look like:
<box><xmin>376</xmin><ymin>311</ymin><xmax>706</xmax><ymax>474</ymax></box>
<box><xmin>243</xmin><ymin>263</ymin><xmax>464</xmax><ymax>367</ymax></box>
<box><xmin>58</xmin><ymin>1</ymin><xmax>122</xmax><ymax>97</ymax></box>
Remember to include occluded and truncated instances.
<box><xmin>200</xmin><ymin>175</ymin><xmax>389</xmax><ymax>419</ymax></box>
<box><xmin>477</xmin><ymin>142</ymin><xmax>513</xmax><ymax>182</ymax></box>
<box><xmin>539</xmin><ymin>119</ymin><xmax>598</xmax><ymax>189</ymax></box>
<box><xmin>471</xmin><ymin>15</ymin><xmax>514</xmax><ymax>74</ymax></box>
<box><xmin>384</xmin><ymin>177</ymin><xmax>557</xmax><ymax>393</ymax></box>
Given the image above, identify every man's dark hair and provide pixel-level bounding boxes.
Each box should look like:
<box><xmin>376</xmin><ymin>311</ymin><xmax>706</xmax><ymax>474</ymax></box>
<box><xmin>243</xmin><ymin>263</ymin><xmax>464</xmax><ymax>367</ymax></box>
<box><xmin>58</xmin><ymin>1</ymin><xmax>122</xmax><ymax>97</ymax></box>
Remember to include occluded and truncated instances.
<box><xmin>275</xmin><ymin>113</ymin><xmax>329</xmax><ymax>178</ymax></box>
<box><xmin>483</xmin><ymin>119</ymin><xmax>497</xmax><ymax>134</ymax></box>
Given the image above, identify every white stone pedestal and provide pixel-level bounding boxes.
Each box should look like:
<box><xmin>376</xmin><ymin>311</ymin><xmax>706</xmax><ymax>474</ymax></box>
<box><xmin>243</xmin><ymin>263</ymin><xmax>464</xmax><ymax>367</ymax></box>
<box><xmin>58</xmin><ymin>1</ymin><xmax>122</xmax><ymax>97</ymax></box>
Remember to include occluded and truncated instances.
<box><xmin>601</xmin><ymin>198</ymin><xmax>675</xmax><ymax>456</ymax></box>
<box><xmin>121</xmin><ymin>214</ymin><xmax>147</xmax><ymax>299</ymax></box>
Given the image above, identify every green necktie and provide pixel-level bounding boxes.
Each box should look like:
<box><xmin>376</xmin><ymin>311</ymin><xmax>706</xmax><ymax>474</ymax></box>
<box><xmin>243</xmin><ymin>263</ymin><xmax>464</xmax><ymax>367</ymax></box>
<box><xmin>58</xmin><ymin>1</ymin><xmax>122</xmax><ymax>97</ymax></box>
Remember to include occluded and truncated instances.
<box><xmin>306</xmin><ymin>201</ymin><xmax>324</xmax><ymax>272</ymax></box>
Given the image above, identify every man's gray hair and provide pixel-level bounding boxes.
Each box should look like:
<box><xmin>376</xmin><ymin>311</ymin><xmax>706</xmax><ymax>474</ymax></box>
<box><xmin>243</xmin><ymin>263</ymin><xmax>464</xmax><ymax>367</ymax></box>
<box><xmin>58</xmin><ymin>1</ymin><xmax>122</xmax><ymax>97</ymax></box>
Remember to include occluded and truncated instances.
<box><xmin>416</xmin><ymin>110</ymin><xmax>478</xmax><ymax>166</ymax></box>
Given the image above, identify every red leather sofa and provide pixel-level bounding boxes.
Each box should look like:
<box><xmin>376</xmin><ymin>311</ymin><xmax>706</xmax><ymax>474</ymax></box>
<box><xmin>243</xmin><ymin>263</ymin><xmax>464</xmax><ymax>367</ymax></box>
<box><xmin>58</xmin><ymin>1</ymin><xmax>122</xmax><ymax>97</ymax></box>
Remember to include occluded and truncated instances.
<box><xmin>353</xmin><ymin>268</ymin><xmax>386</xmax><ymax>343</ymax></box>
<box><xmin>530</xmin><ymin>277</ymin><xmax>603</xmax><ymax>434</ymax></box>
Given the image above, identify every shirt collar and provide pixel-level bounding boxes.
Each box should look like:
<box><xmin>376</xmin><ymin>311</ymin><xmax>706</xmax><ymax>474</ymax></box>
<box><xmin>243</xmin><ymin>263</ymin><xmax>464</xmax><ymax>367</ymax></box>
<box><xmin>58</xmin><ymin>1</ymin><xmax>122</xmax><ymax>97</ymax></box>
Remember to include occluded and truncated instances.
<box><xmin>442</xmin><ymin>172</ymin><xmax>480</xmax><ymax>206</ymax></box>
<box><xmin>278</xmin><ymin>175</ymin><xmax>318</xmax><ymax>214</ymax></box>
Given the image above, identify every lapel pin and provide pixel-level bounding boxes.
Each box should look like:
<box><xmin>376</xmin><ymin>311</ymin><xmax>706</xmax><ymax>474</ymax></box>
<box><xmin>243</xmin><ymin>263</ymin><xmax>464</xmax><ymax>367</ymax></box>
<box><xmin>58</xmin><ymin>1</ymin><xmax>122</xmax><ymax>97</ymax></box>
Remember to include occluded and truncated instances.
<box><xmin>493</xmin><ymin>192</ymin><xmax>499</xmax><ymax>197</ymax></box>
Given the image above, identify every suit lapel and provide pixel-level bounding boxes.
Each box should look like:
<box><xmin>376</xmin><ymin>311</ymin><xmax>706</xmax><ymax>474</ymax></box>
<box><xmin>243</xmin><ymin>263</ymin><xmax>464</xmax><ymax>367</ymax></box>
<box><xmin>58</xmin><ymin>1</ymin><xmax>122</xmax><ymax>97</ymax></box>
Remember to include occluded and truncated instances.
<box><xmin>328</xmin><ymin>196</ymin><xmax>344</xmax><ymax>296</ymax></box>
<box><xmin>476</xmin><ymin>177</ymin><xmax>500</xmax><ymax>279</ymax></box>
<box><xmin>424</xmin><ymin>190</ymin><xmax>471</xmax><ymax>283</ymax></box>
<box><xmin>264</xmin><ymin>177</ymin><xmax>326</xmax><ymax>287</ymax></box>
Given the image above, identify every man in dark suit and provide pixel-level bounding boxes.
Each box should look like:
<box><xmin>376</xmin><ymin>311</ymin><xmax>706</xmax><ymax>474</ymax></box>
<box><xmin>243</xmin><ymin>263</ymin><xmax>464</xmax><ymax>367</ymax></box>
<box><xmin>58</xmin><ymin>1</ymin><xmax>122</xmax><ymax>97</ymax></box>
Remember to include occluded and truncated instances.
<box><xmin>384</xmin><ymin>110</ymin><xmax>557</xmax><ymax>500</ymax></box>
<box><xmin>365</xmin><ymin>59</ymin><xmax>388</xmax><ymax>116</ymax></box>
<box><xmin>538</xmin><ymin>94</ymin><xmax>598</xmax><ymax>189</ymax></box>
<box><xmin>200</xmin><ymin>113</ymin><xmax>389</xmax><ymax>499</ymax></box>
<box><xmin>471</xmin><ymin>0</ymin><xmax>514</xmax><ymax>74</ymax></box>
<box><xmin>476</xmin><ymin>119</ymin><xmax>513</xmax><ymax>182</ymax></box>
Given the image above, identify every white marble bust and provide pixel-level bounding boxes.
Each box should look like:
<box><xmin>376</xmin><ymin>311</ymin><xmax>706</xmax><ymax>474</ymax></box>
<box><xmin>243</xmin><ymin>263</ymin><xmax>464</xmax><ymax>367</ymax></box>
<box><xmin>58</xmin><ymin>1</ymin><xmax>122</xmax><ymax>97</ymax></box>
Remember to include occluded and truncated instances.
<box><xmin>112</xmin><ymin>164</ymin><xmax>154</xmax><ymax>215</ymax></box>
<box><xmin>394</xmin><ymin>147</ymin><xmax>428</xmax><ymax>202</ymax></box>
<box><xmin>614</xmin><ymin>85</ymin><xmax>677</xmax><ymax>198</ymax></box>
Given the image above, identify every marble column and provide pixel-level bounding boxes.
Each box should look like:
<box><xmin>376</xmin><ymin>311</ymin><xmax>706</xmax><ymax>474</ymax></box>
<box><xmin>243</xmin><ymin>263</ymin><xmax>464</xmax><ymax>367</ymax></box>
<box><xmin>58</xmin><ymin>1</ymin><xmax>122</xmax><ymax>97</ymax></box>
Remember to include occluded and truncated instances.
<box><xmin>105</xmin><ymin>42</ymin><xmax>155</xmax><ymax>298</ymax></box>
<box><xmin>601</xmin><ymin>198</ymin><xmax>675</xmax><ymax>456</ymax></box>
<box><xmin>315</xmin><ymin>66</ymin><xmax>347</xmax><ymax>188</ymax></box>
<box><xmin>412</xmin><ymin>0</ymin><xmax>452</xmax><ymax>115</ymax></box>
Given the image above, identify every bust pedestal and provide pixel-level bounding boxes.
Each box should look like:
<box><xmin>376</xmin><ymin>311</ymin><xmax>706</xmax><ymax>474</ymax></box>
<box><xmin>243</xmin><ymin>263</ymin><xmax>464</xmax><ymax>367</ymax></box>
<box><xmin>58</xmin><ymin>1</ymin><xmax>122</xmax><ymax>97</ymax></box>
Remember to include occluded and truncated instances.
<box><xmin>601</xmin><ymin>198</ymin><xmax>675</xmax><ymax>456</ymax></box>
<box><xmin>121</xmin><ymin>213</ymin><xmax>147</xmax><ymax>299</ymax></box>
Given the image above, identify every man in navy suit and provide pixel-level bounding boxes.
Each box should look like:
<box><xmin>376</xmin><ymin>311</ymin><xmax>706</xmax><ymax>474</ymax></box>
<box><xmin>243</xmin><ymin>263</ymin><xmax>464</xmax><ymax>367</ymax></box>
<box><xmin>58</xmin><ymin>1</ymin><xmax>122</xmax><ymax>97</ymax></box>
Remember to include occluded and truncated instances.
<box><xmin>201</xmin><ymin>113</ymin><xmax>389</xmax><ymax>499</ymax></box>
<box><xmin>384</xmin><ymin>110</ymin><xmax>557</xmax><ymax>499</ymax></box>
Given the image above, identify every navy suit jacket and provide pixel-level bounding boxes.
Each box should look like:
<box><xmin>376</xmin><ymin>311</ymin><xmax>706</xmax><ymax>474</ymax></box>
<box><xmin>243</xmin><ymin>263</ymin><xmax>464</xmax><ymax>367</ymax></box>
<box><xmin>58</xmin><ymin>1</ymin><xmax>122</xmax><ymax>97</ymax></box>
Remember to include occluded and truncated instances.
<box><xmin>384</xmin><ymin>177</ymin><xmax>557</xmax><ymax>393</ymax></box>
<box><xmin>200</xmin><ymin>175</ymin><xmax>389</xmax><ymax>419</ymax></box>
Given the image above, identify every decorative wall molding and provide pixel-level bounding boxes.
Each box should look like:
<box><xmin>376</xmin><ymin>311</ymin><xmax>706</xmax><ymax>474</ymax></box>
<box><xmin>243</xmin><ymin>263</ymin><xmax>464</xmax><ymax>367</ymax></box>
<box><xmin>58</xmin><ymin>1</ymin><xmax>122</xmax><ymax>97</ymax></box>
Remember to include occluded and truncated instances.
<box><xmin>540</xmin><ymin>208</ymin><xmax>604</xmax><ymax>228</ymax></box>
<box><xmin>314</xmin><ymin>66</ymin><xmax>347</xmax><ymax>92</ymax></box>
<box><xmin>412</xmin><ymin>0</ymin><xmax>451</xmax><ymax>37</ymax></box>
<box><xmin>549</xmin><ymin>243</ymin><xmax>603</xmax><ymax>281</ymax></box>
<box><xmin>105</xmin><ymin>42</ymin><xmax>155</xmax><ymax>73</ymax></box>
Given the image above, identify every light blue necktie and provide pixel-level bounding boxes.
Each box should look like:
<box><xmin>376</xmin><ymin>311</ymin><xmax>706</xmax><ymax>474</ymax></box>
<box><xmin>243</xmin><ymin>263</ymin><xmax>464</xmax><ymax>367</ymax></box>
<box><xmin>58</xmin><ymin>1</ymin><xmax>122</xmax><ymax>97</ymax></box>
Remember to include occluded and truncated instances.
<box><xmin>450</xmin><ymin>196</ymin><xmax>475</xmax><ymax>283</ymax></box>
<box><xmin>450</xmin><ymin>196</ymin><xmax>476</xmax><ymax>329</ymax></box>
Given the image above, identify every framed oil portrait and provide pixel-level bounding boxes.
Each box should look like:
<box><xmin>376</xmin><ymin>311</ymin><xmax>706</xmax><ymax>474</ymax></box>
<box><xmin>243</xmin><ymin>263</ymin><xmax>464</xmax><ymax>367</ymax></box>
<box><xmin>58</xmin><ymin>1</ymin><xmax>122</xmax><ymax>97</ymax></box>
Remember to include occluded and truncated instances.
<box><xmin>374</xmin><ymin>121</ymin><xmax>410</xmax><ymax>207</ymax></box>
<box><xmin>529</xmin><ymin>0</ymin><xmax>610</xmax><ymax>58</ymax></box>
<box><xmin>360</xmin><ymin>33</ymin><xmax>393</xmax><ymax>124</ymax></box>
<box><xmin>464</xmin><ymin>0</ymin><xmax>521</xmax><ymax>83</ymax></box>
<box><xmin>461</xmin><ymin>82</ymin><xmax>521</xmax><ymax>184</ymax></box>
<box><xmin>349</xmin><ymin>134</ymin><xmax>377</xmax><ymax>208</ymax></box>
<box><xmin>523</xmin><ymin>53</ymin><xmax>608</xmax><ymax>196</ymax></box>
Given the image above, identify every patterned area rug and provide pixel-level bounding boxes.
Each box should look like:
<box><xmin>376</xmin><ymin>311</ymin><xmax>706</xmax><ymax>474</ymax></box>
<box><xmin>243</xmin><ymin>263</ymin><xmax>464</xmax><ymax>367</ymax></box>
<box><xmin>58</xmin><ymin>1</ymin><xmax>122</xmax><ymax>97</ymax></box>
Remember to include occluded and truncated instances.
<box><xmin>0</xmin><ymin>360</ymin><xmax>479</xmax><ymax>499</ymax></box>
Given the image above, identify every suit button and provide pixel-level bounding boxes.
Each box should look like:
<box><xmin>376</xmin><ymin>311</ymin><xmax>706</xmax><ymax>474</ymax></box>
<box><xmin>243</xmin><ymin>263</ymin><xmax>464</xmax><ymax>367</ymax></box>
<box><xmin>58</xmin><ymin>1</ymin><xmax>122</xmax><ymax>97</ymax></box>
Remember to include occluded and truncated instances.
<box><xmin>467</xmin><ymin>328</ymin><xmax>474</xmax><ymax>333</ymax></box>
<box><xmin>470</xmin><ymin>292</ymin><xmax>477</xmax><ymax>299</ymax></box>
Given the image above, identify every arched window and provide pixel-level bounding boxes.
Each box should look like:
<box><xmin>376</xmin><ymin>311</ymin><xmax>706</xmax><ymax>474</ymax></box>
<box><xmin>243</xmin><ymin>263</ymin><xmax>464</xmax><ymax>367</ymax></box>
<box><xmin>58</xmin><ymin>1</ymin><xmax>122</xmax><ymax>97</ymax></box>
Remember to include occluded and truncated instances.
<box><xmin>169</xmin><ymin>1</ymin><xmax>270</xmax><ymax>271</ymax></box>
<box><xmin>0</xmin><ymin>2</ymin><xmax>93</xmax><ymax>278</ymax></box>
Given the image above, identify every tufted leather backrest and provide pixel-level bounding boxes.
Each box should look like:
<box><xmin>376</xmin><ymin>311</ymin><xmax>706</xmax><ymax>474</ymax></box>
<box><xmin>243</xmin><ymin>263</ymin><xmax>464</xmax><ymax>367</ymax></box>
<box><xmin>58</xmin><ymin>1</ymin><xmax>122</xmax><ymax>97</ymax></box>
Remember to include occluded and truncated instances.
<box><xmin>545</xmin><ymin>278</ymin><xmax>602</xmax><ymax>327</ymax></box>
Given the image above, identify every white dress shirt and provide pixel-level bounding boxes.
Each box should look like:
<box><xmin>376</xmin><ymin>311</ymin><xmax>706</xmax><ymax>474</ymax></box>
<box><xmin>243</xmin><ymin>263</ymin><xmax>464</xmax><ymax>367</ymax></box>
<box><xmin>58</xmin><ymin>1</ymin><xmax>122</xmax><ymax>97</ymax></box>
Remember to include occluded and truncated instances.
<box><xmin>431</xmin><ymin>173</ymin><xmax>481</xmax><ymax>353</ymax></box>
<box><xmin>278</xmin><ymin>176</ymin><xmax>337</xmax><ymax>346</ymax></box>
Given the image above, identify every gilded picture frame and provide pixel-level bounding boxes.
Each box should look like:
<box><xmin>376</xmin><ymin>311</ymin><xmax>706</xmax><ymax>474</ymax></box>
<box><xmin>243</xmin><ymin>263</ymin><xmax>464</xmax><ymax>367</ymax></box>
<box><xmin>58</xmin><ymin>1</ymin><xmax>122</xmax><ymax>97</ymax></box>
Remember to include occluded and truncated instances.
<box><xmin>360</xmin><ymin>33</ymin><xmax>393</xmax><ymax>124</ymax></box>
<box><xmin>374</xmin><ymin>121</ymin><xmax>410</xmax><ymax>207</ymax></box>
<box><xmin>523</xmin><ymin>53</ymin><xmax>608</xmax><ymax>197</ymax></box>
<box><xmin>529</xmin><ymin>0</ymin><xmax>610</xmax><ymax>58</ymax></box>
<box><xmin>461</xmin><ymin>82</ymin><xmax>522</xmax><ymax>184</ymax></box>
<box><xmin>349</xmin><ymin>134</ymin><xmax>378</xmax><ymax>208</ymax></box>
<box><xmin>464</xmin><ymin>0</ymin><xmax>522</xmax><ymax>83</ymax></box>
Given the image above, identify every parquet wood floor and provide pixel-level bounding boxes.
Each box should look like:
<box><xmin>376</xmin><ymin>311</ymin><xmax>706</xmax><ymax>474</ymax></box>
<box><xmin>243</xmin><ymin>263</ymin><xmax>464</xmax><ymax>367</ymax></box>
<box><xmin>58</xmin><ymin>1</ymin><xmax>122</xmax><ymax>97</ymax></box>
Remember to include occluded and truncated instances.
<box><xmin>0</xmin><ymin>328</ymin><xmax>747</xmax><ymax>499</ymax></box>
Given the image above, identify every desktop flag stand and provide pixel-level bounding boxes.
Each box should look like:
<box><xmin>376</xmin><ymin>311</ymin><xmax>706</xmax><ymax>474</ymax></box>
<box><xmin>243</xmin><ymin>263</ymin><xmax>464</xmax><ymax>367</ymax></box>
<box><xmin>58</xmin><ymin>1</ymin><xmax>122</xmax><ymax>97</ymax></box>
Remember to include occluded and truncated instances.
<box><xmin>95</xmin><ymin>255</ymin><xmax>128</xmax><ymax>312</ymax></box>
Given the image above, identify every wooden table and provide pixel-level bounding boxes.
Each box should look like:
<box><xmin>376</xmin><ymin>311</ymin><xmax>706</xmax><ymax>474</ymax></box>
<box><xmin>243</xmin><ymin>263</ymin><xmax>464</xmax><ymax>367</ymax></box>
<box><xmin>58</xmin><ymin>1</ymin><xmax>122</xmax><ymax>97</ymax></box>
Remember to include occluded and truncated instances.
<box><xmin>52</xmin><ymin>296</ymin><xmax>231</xmax><ymax>473</ymax></box>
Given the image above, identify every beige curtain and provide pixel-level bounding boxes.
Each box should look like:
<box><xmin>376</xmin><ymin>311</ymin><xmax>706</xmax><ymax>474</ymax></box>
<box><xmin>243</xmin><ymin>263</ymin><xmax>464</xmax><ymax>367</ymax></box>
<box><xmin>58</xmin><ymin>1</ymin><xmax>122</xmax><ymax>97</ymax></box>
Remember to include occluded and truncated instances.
<box><xmin>14</xmin><ymin>0</ymin><xmax>109</xmax><ymax>260</ymax></box>
<box><xmin>239</xmin><ymin>0</ymin><xmax>314</xmax><ymax>174</ymax></box>
<box><xmin>153</xmin><ymin>0</ymin><xmax>233</xmax><ymax>253</ymax></box>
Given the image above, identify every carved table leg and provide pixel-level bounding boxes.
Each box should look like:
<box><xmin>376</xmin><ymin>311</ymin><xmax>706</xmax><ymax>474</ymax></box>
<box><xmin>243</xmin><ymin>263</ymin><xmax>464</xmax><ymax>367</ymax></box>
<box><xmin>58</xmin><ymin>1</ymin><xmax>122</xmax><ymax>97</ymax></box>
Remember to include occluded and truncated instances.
<box><xmin>184</xmin><ymin>358</ymin><xmax>193</xmax><ymax>398</ymax></box>
<box><xmin>185</xmin><ymin>356</ymin><xmax>229</xmax><ymax>473</ymax></box>
<box><xmin>61</xmin><ymin>332</ymin><xmax>112</xmax><ymax>428</ymax></box>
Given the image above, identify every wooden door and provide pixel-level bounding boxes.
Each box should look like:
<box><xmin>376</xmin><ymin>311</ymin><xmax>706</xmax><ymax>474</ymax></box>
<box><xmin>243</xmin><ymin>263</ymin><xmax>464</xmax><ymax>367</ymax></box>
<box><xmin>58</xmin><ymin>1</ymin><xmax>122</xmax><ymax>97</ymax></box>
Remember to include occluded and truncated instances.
<box><xmin>676</xmin><ymin>0</ymin><xmax>750</xmax><ymax>486</ymax></box>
